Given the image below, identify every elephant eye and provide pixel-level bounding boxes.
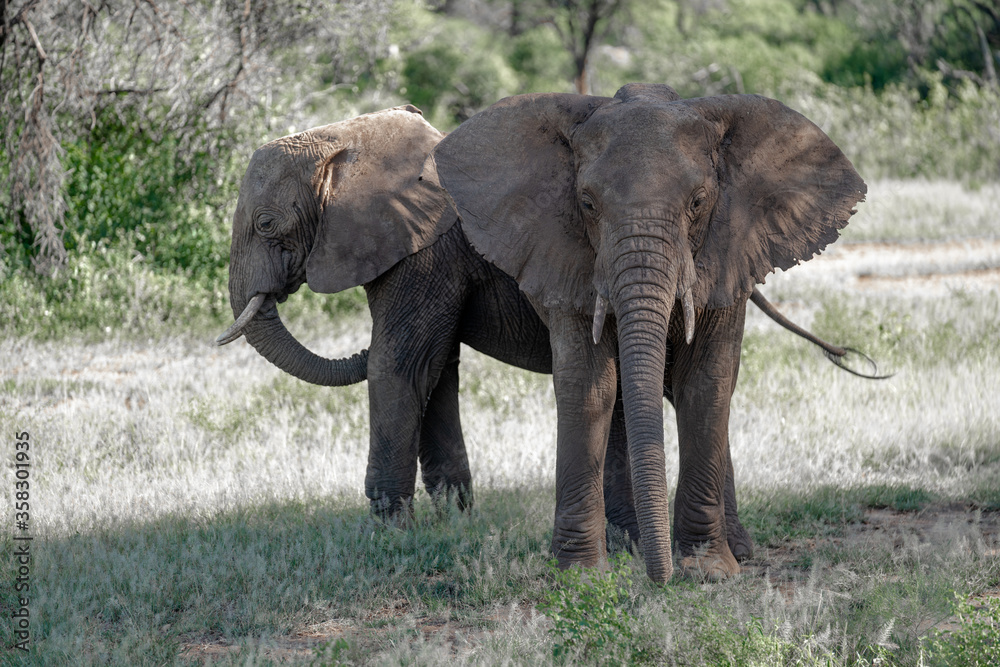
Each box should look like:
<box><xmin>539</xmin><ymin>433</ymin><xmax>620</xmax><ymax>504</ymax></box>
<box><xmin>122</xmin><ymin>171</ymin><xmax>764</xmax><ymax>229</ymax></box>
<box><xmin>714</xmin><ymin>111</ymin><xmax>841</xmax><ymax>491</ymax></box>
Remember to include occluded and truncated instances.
<box><xmin>690</xmin><ymin>192</ymin><xmax>708</xmax><ymax>213</ymax></box>
<box><xmin>256</xmin><ymin>213</ymin><xmax>277</xmax><ymax>234</ymax></box>
<box><xmin>580</xmin><ymin>194</ymin><xmax>596</xmax><ymax>212</ymax></box>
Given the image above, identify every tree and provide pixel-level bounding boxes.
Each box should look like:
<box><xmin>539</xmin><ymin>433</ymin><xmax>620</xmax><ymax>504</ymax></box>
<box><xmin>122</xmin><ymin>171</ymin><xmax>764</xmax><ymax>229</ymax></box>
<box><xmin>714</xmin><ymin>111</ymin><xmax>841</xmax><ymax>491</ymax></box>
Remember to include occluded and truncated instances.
<box><xmin>0</xmin><ymin>0</ymin><xmax>393</xmax><ymax>275</ymax></box>
<box><xmin>546</xmin><ymin>0</ymin><xmax>627</xmax><ymax>94</ymax></box>
<box><xmin>815</xmin><ymin>0</ymin><xmax>999</xmax><ymax>90</ymax></box>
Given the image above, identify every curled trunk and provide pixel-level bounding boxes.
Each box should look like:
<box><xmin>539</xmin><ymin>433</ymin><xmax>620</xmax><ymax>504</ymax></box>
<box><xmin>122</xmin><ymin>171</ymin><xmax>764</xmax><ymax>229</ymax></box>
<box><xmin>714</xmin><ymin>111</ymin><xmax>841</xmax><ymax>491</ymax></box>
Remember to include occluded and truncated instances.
<box><xmin>225</xmin><ymin>295</ymin><xmax>368</xmax><ymax>387</ymax></box>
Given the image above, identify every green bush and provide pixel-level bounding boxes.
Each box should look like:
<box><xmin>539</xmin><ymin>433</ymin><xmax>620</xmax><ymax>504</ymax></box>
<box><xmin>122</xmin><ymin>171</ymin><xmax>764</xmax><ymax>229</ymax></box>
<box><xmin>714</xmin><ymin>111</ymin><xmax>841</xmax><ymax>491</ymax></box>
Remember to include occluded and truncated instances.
<box><xmin>538</xmin><ymin>554</ymin><xmax>652</xmax><ymax>663</ymax></box>
<box><xmin>924</xmin><ymin>594</ymin><xmax>1000</xmax><ymax>666</ymax></box>
<box><xmin>0</xmin><ymin>231</ymin><xmax>229</xmax><ymax>340</ymax></box>
<box><xmin>402</xmin><ymin>20</ymin><xmax>520</xmax><ymax>129</ymax></box>
<box><xmin>508</xmin><ymin>26</ymin><xmax>575</xmax><ymax>93</ymax></box>
<box><xmin>789</xmin><ymin>76</ymin><xmax>1000</xmax><ymax>182</ymax></box>
<box><xmin>60</xmin><ymin>112</ymin><xmax>237</xmax><ymax>283</ymax></box>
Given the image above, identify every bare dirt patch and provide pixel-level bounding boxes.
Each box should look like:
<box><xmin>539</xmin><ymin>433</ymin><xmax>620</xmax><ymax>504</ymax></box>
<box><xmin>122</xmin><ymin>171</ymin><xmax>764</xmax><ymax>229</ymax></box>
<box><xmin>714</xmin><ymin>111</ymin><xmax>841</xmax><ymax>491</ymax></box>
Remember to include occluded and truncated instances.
<box><xmin>749</xmin><ymin>504</ymin><xmax>999</xmax><ymax>576</ymax></box>
<box><xmin>742</xmin><ymin>504</ymin><xmax>1000</xmax><ymax>632</ymax></box>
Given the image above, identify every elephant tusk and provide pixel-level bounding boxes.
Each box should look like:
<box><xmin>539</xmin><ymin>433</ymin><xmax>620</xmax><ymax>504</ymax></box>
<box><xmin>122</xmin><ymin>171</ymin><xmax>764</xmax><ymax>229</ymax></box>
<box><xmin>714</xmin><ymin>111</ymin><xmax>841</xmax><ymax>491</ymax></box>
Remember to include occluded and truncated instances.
<box><xmin>681</xmin><ymin>288</ymin><xmax>695</xmax><ymax>345</ymax></box>
<box><xmin>592</xmin><ymin>295</ymin><xmax>608</xmax><ymax>344</ymax></box>
<box><xmin>215</xmin><ymin>293</ymin><xmax>267</xmax><ymax>346</ymax></box>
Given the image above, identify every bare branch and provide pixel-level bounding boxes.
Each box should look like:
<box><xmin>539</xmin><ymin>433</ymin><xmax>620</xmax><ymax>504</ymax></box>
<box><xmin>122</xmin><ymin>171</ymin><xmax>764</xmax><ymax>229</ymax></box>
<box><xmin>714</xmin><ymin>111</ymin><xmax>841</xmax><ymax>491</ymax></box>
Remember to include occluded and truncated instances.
<box><xmin>23</xmin><ymin>18</ymin><xmax>45</xmax><ymax>61</ymax></box>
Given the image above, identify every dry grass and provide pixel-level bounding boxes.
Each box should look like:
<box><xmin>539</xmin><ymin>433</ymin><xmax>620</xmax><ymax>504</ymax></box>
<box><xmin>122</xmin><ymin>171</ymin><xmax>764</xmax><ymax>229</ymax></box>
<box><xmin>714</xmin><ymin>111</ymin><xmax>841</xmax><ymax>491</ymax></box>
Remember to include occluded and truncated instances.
<box><xmin>1</xmin><ymin>179</ymin><xmax>998</xmax><ymax>665</ymax></box>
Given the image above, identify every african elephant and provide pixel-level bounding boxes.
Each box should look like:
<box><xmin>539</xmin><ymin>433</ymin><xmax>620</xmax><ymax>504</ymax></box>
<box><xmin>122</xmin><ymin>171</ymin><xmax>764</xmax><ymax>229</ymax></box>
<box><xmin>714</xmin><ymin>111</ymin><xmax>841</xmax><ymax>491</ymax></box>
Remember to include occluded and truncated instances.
<box><xmin>428</xmin><ymin>83</ymin><xmax>866</xmax><ymax>582</ymax></box>
<box><xmin>216</xmin><ymin>105</ymin><xmax>553</xmax><ymax>519</ymax></box>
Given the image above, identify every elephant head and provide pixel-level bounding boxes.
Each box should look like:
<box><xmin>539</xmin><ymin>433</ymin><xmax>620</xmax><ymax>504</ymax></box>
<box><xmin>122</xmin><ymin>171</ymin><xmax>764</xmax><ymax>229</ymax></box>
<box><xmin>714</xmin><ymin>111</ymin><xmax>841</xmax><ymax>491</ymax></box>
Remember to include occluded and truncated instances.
<box><xmin>429</xmin><ymin>83</ymin><xmax>865</xmax><ymax>582</ymax></box>
<box><xmin>217</xmin><ymin>106</ymin><xmax>455</xmax><ymax>384</ymax></box>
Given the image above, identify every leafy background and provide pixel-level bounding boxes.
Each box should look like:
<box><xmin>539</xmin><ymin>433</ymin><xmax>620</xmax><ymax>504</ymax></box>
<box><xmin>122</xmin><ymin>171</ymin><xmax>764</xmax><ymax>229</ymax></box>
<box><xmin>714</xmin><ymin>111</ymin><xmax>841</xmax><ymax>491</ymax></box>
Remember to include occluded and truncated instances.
<box><xmin>2</xmin><ymin>0</ymin><xmax>998</xmax><ymax>339</ymax></box>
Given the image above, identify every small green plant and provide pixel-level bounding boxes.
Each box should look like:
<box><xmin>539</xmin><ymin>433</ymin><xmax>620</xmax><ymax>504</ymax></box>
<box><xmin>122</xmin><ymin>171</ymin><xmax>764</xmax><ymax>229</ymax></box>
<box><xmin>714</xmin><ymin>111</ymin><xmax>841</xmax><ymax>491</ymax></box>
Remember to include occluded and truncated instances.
<box><xmin>538</xmin><ymin>553</ymin><xmax>648</xmax><ymax>663</ymax></box>
<box><xmin>313</xmin><ymin>637</ymin><xmax>351</xmax><ymax>666</ymax></box>
<box><xmin>924</xmin><ymin>594</ymin><xmax>1000</xmax><ymax>666</ymax></box>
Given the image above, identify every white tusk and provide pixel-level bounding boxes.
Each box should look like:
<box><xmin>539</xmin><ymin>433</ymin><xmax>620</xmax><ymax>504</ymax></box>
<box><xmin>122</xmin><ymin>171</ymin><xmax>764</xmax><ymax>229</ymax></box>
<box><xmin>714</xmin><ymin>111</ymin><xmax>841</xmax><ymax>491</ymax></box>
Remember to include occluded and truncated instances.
<box><xmin>681</xmin><ymin>288</ymin><xmax>695</xmax><ymax>345</ymax></box>
<box><xmin>215</xmin><ymin>293</ymin><xmax>266</xmax><ymax>346</ymax></box>
<box><xmin>592</xmin><ymin>295</ymin><xmax>608</xmax><ymax>345</ymax></box>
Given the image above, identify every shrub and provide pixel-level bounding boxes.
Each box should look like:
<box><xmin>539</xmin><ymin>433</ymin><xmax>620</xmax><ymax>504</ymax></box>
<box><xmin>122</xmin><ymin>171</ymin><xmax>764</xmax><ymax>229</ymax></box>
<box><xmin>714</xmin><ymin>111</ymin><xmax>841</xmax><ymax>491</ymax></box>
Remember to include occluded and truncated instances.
<box><xmin>538</xmin><ymin>554</ymin><xmax>652</xmax><ymax>663</ymax></box>
<box><xmin>924</xmin><ymin>594</ymin><xmax>1000</xmax><ymax>666</ymax></box>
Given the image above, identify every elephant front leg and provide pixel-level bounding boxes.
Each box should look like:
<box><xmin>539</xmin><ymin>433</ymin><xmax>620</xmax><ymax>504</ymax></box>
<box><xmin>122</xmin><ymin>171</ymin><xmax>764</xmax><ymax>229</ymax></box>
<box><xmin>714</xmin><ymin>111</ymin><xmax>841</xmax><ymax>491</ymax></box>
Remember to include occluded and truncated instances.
<box><xmin>671</xmin><ymin>301</ymin><xmax>746</xmax><ymax>580</ymax></box>
<box><xmin>419</xmin><ymin>350</ymin><xmax>473</xmax><ymax>514</ymax></box>
<box><xmin>365</xmin><ymin>371</ymin><xmax>422</xmax><ymax>524</ymax></box>
<box><xmin>549</xmin><ymin>311</ymin><xmax>618</xmax><ymax>569</ymax></box>
<box><xmin>365</xmin><ymin>337</ymin><xmax>452</xmax><ymax>525</ymax></box>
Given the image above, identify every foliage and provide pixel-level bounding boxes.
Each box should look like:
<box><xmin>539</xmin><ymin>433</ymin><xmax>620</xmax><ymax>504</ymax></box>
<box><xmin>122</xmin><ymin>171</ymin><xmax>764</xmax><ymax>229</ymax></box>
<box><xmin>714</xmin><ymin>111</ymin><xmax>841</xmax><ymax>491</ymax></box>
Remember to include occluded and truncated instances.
<box><xmin>401</xmin><ymin>18</ymin><xmax>520</xmax><ymax>127</ymax></box>
<box><xmin>0</xmin><ymin>0</ymin><xmax>393</xmax><ymax>274</ymax></box>
<box><xmin>2</xmin><ymin>0</ymin><xmax>999</xmax><ymax>343</ymax></box>
<box><xmin>537</xmin><ymin>554</ymin><xmax>652</xmax><ymax>663</ymax></box>
<box><xmin>58</xmin><ymin>112</ymin><xmax>236</xmax><ymax>281</ymax></box>
<box><xmin>0</xmin><ymin>230</ymin><xmax>227</xmax><ymax>340</ymax></box>
<box><xmin>789</xmin><ymin>77</ymin><xmax>1000</xmax><ymax>182</ymax></box>
<box><xmin>923</xmin><ymin>594</ymin><xmax>1000</xmax><ymax>666</ymax></box>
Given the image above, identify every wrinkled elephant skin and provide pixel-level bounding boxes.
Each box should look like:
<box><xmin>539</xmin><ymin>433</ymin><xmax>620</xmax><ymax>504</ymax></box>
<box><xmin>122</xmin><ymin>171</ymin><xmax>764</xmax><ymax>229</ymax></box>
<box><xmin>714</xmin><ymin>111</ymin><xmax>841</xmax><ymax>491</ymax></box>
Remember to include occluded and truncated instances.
<box><xmin>430</xmin><ymin>83</ymin><xmax>866</xmax><ymax>582</ymax></box>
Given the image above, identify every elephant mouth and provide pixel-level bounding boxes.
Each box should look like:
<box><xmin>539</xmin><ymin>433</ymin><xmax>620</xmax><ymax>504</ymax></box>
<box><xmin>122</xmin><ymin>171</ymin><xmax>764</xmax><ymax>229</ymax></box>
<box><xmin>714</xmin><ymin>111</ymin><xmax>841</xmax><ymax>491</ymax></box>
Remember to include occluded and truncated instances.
<box><xmin>215</xmin><ymin>293</ymin><xmax>270</xmax><ymax>345</ymax></box>
<box><xmin>592</xmin><ymin>289</ymin><xmax>696</xmax><ymax>346</ymax></box>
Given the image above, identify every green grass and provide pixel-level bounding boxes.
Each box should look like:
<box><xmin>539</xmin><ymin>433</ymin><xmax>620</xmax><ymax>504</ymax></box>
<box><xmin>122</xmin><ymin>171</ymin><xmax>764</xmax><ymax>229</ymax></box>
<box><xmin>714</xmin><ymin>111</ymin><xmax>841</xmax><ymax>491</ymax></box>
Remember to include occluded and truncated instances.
<box><xmin>2</xmin><ymin>482</ymin><xmax>995</xmax><ymax>665</ymax></box>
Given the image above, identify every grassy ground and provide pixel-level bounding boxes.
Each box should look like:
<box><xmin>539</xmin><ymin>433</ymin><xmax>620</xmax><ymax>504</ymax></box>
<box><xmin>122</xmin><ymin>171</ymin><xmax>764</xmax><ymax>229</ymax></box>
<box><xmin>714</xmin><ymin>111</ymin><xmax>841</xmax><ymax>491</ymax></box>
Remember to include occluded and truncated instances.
<box><xmin>1</xmin><ymin>180</ymin><xmax>998</xmax><ymax>665</ymax></box>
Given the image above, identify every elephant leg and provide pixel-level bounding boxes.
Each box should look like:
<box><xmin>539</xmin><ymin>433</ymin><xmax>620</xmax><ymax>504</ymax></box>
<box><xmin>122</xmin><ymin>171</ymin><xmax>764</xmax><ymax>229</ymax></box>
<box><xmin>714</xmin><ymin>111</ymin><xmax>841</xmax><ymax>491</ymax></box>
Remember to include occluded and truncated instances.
<box><xmin>363</xmin><ymin>269</ymin><xmax>461</xmax><ymax>524</ymax></box>
<box><xmin>724</xmin><ymin>440</ymin><xmax>753</xmax><ymax>561</ymax></box>
<box><xmin>671</xmin><ymin>301</ymin><xmax>746</xmax><ymax>580</ymax></box>
<box><xmin>418</xmin><ymin>347</ymin><xmax>473</xmax><ymax>514</ymax></box>
<box><xmin>549</xmin><ymin>310</ymin><xmax>618</xmax><ymax>569</ymax></box>
<box><xmin>365</xmin><ymin>346</ymin><xmax>424</xmax><ymax>524</ymax></box>
<box><xmin>604</xmin><ymin>383</ymin><xmax>639</xmax><ymax>553</ymax></box>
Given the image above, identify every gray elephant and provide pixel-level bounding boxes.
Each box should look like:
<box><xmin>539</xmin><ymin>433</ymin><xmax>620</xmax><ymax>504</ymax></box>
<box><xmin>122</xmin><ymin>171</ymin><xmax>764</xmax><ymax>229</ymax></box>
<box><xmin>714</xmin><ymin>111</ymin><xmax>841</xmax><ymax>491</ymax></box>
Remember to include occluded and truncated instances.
<box><xmin>428</xmin><ymin>83</ymin><xmax>866</xmax><ymax>582</ymax></box>
<box><xmin>216</xmin><ymin>102</ymin><xmax>868</xmax><ymax>570</ymax></box>
<box><xmin>216</xmin><ymin>106</ymin><xmax>553</xmax><ymax>518</ymax></box>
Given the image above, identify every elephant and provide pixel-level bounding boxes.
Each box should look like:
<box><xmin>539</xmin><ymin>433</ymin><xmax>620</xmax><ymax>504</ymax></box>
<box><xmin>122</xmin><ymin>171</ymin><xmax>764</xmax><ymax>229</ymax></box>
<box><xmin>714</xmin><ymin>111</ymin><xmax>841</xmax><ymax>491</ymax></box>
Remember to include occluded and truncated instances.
<box><xmin>427</xmin><ymin>82</ymin><xmax>866</xmax><ymax>583</ymax></box>
<box><xmin>215</xmin><ymin>101</ymin><xmax>870</xmax><ymax>573</ymax></box>
<box><xmin>216</xmin><ymin>105</ymin><xmax>553</xmax><ymax>519</ymax></box>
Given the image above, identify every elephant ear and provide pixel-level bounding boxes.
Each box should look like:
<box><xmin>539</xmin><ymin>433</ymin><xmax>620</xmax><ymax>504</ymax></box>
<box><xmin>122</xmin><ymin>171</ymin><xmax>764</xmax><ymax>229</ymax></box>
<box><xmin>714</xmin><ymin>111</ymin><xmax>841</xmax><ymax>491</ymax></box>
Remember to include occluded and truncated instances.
<box><xmin>305</xmin><ymin>105</ymin><xmax>456</xmax><ymax>294</ymax></box>
<box><xmin>428</xmin><ymin>93</ymin><xmax>612</xmax><ymax>312</ymax></box>
<box><xmin>684</xmin><ymin>94</ymin><xmax>866</xmax><ymax>309</ymax></box>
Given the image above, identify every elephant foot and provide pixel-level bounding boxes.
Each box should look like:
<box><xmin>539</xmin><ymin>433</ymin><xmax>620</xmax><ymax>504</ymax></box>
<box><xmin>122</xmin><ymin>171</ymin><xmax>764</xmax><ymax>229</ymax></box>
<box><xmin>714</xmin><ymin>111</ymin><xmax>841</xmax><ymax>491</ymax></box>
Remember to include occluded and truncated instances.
<box><xmin>370</xmin><ymin>494</ymin><xmax>415</xmax><ymax>527</ymax></box>
<box><xmin>726</xmin><ymin>517</ymin><xmax>754</xmax><ymax>562</ymax></box>
<box><xmin>428</xmin><ymin>481</ymin><xmax>474</xmax><ymax>518</ymax></box>
<box><xmin>676</xmin><ymin>541</ymin><xmax>741</xmax><ymax>581</ymax></box>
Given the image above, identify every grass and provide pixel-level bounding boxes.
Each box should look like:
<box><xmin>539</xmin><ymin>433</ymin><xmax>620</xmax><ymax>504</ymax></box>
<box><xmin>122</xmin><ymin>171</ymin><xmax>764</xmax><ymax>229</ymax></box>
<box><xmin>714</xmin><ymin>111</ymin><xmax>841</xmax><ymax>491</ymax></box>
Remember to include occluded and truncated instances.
<box><xmin>1</xmin><ymin>179</ymin><xmax>998</xmax><ymax>664</ymax></box>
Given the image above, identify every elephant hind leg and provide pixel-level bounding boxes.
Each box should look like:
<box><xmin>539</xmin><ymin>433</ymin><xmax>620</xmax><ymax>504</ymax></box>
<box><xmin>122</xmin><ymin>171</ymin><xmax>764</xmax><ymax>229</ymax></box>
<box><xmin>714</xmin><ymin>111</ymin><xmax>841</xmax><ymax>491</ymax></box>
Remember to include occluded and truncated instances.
<box><xmin>419</xmin><ymin>348</ymin><xmax>473</xmax><ymax>514</ymax></box>
<box><xmin>604</xmin><ymin>384</ymin><xmax>640</xmax><ymax>553</ymax></box>
<box><xmin>724</xmin><ymin>443</ymin><xmax>754</xmax><ymax>562</ymax></box>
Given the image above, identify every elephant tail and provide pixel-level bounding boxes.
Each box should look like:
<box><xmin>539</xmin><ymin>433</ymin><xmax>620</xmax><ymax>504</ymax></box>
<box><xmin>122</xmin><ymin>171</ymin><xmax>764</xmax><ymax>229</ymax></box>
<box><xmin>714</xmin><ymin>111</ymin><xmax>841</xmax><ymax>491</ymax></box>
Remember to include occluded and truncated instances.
<box><xmin>749</xmin><ymin>288</ymin><xmax>893</xmax><ymax>380</ymax></box>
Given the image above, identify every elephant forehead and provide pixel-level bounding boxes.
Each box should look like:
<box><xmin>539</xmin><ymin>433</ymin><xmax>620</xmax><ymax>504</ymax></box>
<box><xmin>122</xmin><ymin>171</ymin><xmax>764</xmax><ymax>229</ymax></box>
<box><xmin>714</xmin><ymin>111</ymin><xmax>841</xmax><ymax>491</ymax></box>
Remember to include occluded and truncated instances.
<box><xmin>576</xmin><ymin>108</ymin><xmax>712</xmax><ymax>195</ymax></box>
<box><xmin>243</xmin><ymin>148</ymin><xmax>301</xmax><ymax>199</ymax></box>
<box><xmin>584</xmin><ymin>102</ymin><xmax>704</xmax><ymax>143</ymax></box>
<box><xmin>245</xmin><ymin>109</ymin><xmax>443</xmax><ymax>197</ymax></box>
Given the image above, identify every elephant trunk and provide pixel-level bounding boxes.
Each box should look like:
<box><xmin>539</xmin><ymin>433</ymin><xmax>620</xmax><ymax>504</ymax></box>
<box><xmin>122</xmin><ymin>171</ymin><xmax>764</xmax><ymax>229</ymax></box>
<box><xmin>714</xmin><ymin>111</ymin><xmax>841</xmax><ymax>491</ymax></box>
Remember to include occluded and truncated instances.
<box><xmin>224</xmin><ymin>292</ymin><xmax>368</xmax><ymax>387</ymax></box>
<box><xmin>610</xmin><ymin>230</ymin><xmax>687</xmax><ymax>584</ymax></box>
